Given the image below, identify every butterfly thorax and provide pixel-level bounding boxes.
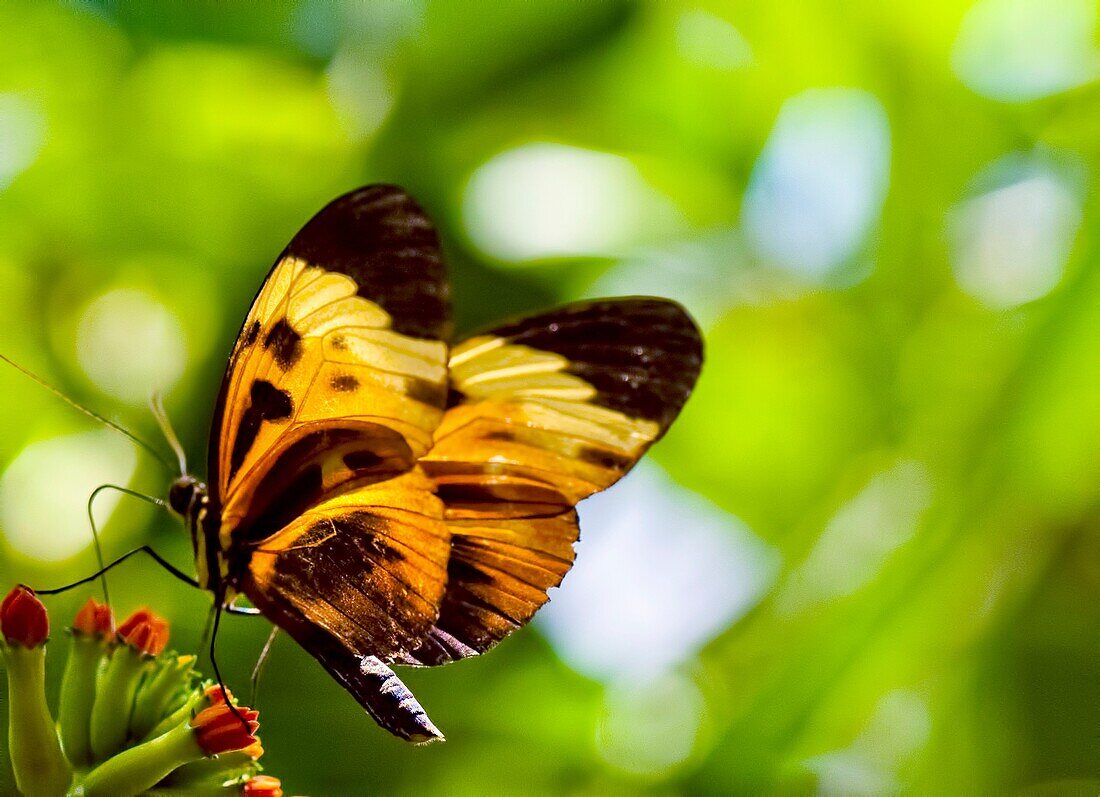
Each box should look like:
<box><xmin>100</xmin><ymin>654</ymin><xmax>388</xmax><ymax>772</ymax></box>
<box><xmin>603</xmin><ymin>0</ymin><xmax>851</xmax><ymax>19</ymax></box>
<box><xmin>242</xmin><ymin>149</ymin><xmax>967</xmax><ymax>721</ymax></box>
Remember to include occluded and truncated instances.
<box><xmin>167</xmin><ymin>475</ymin><xmax>221</xmax><ymax>592</ymax></box>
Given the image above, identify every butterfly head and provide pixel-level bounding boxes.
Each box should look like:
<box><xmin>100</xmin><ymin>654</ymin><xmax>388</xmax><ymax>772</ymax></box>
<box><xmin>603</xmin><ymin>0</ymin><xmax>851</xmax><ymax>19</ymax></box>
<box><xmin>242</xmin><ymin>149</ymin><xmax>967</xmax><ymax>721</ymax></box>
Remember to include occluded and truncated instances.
<box><xmin>168</xmin><ymin>475</ymin><xmax>208</xmax><ymax>525</ymax></box>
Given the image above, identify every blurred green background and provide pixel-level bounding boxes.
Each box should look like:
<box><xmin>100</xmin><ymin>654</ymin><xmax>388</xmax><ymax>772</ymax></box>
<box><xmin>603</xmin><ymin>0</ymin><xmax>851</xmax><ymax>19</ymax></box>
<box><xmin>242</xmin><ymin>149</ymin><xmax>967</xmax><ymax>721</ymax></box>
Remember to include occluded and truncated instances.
<box><xmin>1</xmin><ymin>1</ymin><xmax>1098</xmax><ymax>794</ymax></box>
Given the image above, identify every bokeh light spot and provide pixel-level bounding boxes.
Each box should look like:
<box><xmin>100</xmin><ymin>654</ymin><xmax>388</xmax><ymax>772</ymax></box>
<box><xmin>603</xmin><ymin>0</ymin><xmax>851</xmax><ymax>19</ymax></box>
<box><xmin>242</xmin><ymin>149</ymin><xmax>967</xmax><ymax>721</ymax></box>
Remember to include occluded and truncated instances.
<box><xmin>953</xmin><ymin>0</ymin><xmax>1099</xmax><ymax>102</ymax></box>
<box><xmin>463</xmin><ymin>143</ymin><xmax>682</xmax><ymax>263</ymax></box>
<box><xmin>741</xmin><ymin>88</ymin><xmax>891</xmax><ymax>282</ymax></box>
<box><xmin>675</xmin><ymin>10</ymin><xmax>753</xmax><ymax>71</ymax></box>
<box><xmin>949</xmin><ymin>156</ymin><xmax>1082</xmax><ymax>308</ymax></box>
<box><xmin>596</xmin><ymin>671</ymin><xmax>705</xmax><ymax>777</ymax></box>
<box><xmin>806</xmin><ymin>690</ymin><xmax>932</xmax><ymax>796</ymax></box>
<box><xmin>779</xmin><ymin>461</ymin><xmax>932</xmax><ymax>612</ymax></box>
<box><xmin>0</xmin><ymin>94</ymin><xmax>46</xmax><ymax>189</ymax></box>
<box><xmin>76</xmin><ymin>288</ymin><xmax>188</xmax><ymax>405</ymax></box>
<box><xmin>538</xmin><ymin>461</ymin><xmax>779</xmax><ymax>682</ymax></box>
<box><xmin>326</xmin><ymin>50</ymin><xmax>395</xmax><ymax>141</ymax></box>
<box><xmin>0</xmin><ymin>429</ymin><xmax>137</xmax><ymax>563</ymax></box>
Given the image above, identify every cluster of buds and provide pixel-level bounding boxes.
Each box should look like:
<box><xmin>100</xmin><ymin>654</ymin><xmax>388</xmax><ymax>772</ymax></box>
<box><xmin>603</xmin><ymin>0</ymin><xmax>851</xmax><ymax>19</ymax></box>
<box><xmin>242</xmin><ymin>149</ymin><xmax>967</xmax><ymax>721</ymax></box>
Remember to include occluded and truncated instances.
<box><xmin>0</xmin><ymin>585</ymin><xmax>284</xmax><ymax>797</ymax></box>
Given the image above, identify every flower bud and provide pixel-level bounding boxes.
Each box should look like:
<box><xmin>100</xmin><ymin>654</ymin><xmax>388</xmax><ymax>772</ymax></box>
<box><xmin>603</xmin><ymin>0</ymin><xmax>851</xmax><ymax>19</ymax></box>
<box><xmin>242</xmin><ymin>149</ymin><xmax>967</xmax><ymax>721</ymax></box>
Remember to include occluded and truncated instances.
<box><xmin>244</xmin><ymin>775</ymin><xmax>284</xmax><ymax>796</ymax></box>
<box><xmin>1</xmin><ymin>587</ymin><xmax>72</xmax><ymax>796</ymax></box>
<box><xmin>72</xmin><ymin>597</ymin><xmax>114</xmax><ymax>639</ymax></box>
<box><xmin>117</xmin><ymin>607</ymin><xmax>169</xmax><ymax>656</ymax></box>
<box><xmin>191</xmin><ymin>703</ymin><xmax>260</xmax><ymax>756</ymax></box>
<box><xmin>1</xmin><ymin>585</ymin><xmax>48</xmax><ymax>648</ymax></box>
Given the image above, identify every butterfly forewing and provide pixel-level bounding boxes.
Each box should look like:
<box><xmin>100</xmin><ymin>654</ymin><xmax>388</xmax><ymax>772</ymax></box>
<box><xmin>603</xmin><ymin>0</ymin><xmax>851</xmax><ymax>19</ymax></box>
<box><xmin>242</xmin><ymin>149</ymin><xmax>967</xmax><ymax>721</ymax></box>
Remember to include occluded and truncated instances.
<box><xmin>402</xmin><ymin>298</ymin><xmax>703</xmax><ymax>665</ymax></box>
<box><xmin>209</xmin><ymin>186</ymin><xmax>452</xmax><ymax>548</ymax></box>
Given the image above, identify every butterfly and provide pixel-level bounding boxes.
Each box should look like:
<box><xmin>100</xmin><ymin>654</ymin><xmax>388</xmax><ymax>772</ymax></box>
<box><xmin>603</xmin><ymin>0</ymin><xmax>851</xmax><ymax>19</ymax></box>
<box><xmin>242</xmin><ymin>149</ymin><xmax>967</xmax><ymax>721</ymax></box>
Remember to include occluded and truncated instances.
<box><xmin>165</xmin><ymin>185</ymin><xmax>703</xmax><ymax>743</ymax></box>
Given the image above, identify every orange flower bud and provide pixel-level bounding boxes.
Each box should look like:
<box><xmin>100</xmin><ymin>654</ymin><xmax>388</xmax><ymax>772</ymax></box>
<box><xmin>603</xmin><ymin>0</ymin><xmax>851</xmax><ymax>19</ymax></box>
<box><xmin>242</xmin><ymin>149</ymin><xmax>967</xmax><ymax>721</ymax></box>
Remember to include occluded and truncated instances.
<box><xmin>1</xmin><ymin>585</ymin><xmax>48</xmax><ymax>647</ymax></box>
<box><xmin>241</xmin><ymin>739</ymin><xmax>264</xmax><ymax>760</ymax></box>
<box><xmin>243</xmin><ymin>775</ymin><xmax>283</xmax><ymax>796</ymax></box>
<box><xmin>204</xmin><ymin>683</ymin><xmax>235</xmax><ymax>706</ymax></box>
<box><xmin>191</xmin><ymin>703</ymin><xmax>260</xmax><ymax>756</ymax></box>
<box><xmin>116</xmin><ymin>608</ymin><xmax>169</xmax><ymax>656</ymax></box>
<box><xmin>243</xmin><ymin>775</ymin><xmax>283</xmax><ymax>797</ymax></box>
<box><xmin>72</xmin><ymin>597</ymin><xmax>114</xmax><ymax>638</ymax></box>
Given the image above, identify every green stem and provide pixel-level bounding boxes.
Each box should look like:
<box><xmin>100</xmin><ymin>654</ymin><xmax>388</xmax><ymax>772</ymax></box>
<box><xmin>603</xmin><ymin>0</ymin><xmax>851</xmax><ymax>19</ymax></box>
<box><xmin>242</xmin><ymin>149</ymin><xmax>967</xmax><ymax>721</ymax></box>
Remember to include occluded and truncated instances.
<box><xmin>2</xmin><ymin>644</ymin><xmax>73</xmax><ymax>797</ymax></box>
<box><xmin>89</xmin><ymin>646</ymin><xmax>149</xmax><ymax>760</ymax></box>
<box><xmin>163</xmin><ymin>748</ymin><xmax>258</xmax><ymax>787</ymax></box>
<box><xmin>58</xmin><ymin>635</ymin><xmax>107</xmax><ymax>767</ymax></box>
<box><xmin>81</xmin><ymin>719</ymin><xmax>206</xmax><ymax>797</ymax></box>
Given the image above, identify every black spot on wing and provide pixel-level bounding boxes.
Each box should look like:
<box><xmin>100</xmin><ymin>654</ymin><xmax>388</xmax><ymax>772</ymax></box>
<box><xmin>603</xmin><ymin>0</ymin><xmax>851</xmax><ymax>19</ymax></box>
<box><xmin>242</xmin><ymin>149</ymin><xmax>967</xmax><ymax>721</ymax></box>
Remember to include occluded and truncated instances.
<box><xmin>445</xmin><ymin>386</ymin><xmax>466</xmax><ymax>409</ymax></box>
<box><xmin>283</xmin><ymin>185</ymin><xmax>451</xmax><ymax>341</ymax></box>
<box><xmin>406</xmin><ymin>377</ymin><xmax>447</xmax><ymax>408</ymax></box>
<box><xmin>576</xmin><ymin>446</ymin><xmax>634</xmax><ymax>471</ymax></box>
<box><xmin>229</xmin><ymin>380</ymin><xmax>293</xmax><ymax>480</ymax></box>
<box><xmin>244</xmin><ymin>320</ymin><xmax>261</xmax><ymax>346</ymax></box>
<box><xmin>264</xmin><ymin>318</ymin><xmax>302</xmax><ymax>369</ymax></box>
<box><xmin>331</xmin><ymin>373</ymin><xmax>359</xmax><ymax>392</ymax></box>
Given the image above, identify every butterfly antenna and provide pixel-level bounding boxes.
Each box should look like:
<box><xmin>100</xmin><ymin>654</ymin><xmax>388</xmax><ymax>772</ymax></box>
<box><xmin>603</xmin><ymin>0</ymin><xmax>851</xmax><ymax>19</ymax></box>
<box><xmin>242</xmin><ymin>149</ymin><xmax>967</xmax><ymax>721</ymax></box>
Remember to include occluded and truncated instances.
<box><xmin>150</xmin><ymin>392</ymin><xmax>188</xmax><ymax>475</ymax></box>
<box><xmin>0</xmin><ymin>353</ymin><xmax>174</xmax><ymax>471</ymax></box>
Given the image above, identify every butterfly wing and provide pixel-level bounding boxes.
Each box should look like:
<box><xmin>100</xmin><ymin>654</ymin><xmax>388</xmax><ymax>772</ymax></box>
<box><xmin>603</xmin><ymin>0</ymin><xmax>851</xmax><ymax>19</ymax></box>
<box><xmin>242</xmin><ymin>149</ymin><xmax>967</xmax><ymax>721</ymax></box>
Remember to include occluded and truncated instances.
<box><xmin>401</xmin><ymin>298</ymin><xmax>703</xmax><ymax>665</ymax></box>
<box><xmin>206</xmin><ymin>186</ymin><xmax>455</xmax><ymax>738</ymax></box>
<box><xmin>208</xmin><ymin>185</ymin><xmax>452</xmax><ymax>551</ymax></box>
<box><xmin>239</xmin><ymin>468</ymin><xmax>450</xmax><ymax>741</ymax></box>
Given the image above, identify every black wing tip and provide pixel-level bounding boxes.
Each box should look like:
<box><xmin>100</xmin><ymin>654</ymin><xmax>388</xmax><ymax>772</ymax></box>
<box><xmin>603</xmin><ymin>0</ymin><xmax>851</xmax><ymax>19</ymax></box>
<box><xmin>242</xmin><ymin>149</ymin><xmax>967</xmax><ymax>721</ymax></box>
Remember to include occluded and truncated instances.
<box><xmin>329</xmin><ymin>182</ymin><xmax>424</xmax><ymax>209</ymax></box>
<box><xmin>285</xmin><ymin>183</ymin><xmax>451</xmax><ymax>340</ymax></box>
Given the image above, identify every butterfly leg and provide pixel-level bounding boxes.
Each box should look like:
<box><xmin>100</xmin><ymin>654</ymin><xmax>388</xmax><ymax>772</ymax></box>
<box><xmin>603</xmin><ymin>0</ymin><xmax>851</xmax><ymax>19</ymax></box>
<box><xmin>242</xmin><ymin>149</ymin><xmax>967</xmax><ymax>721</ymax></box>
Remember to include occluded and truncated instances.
<box><xmin>36</xmin><ymin>545</ymin><xmax>198</xmax><ymax>595</ymax></box>
<box><xmin>250</xmin><ymin>626</ymin><xmax>280</xmax><ymax>706</ymax></box>
<box><xmin>225</xmin><ymin>594</ymin><xmax>262</xmax><ymax>615</ymax></box>
<box><xmin>207</xmin><ymin>591</ymin><xmax>253</xmax><ymax>732</ymax></box>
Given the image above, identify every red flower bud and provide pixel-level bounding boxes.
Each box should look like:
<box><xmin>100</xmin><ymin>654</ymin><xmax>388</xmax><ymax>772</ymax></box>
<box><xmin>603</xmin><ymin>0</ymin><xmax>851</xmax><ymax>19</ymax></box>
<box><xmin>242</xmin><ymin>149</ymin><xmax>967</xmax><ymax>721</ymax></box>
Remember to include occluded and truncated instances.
<box><xmin>243</xmin><ymin>775</ymin><xmax>283</xmax><ymax>797</ymax></box>
<box><xmin>72</xmin><ymin>597</ymin><xmax>114</xmax><ymax>638</ymax></box>
<box><xmin>116</xmin><ymin>607</ymin><xmax>169</xmax><ymax>656</ymax></box>
<box><xmin>1</xmin><ymin>585</ymin><xmax>48</xmax><ymax>647</ymax></box>
<box><xmin>191</xmin><ymin>703</ymin><xmax>260</xmax><ymax>756</ymax></box>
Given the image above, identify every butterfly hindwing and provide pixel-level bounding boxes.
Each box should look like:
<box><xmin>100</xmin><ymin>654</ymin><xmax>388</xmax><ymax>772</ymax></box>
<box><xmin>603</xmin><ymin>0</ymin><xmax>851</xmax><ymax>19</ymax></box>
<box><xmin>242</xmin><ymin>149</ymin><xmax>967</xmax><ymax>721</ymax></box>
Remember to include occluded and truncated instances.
<box><xmin>208</xmin><ymin>186</ymin><xmax>452</xmax><ymax>552</ymax></box>
<box><xmin>241</xmin><ymin>468</ymin><xmax>451</xmax><ymax>672</ymax></box>
<box><xmin>402</xmin><ymin>298</ymin><xmax>703</xmax><ymax>665</ymax></box>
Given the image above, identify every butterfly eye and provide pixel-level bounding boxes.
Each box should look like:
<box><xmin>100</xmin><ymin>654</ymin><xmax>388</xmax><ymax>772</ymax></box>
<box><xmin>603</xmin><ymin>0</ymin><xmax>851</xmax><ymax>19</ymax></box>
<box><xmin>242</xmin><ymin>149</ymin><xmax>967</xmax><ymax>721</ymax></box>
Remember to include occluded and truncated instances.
<box><xmin>167</xmin><ymin>477</ymin><xmax>197</xmax><ymax>517</ymax></box>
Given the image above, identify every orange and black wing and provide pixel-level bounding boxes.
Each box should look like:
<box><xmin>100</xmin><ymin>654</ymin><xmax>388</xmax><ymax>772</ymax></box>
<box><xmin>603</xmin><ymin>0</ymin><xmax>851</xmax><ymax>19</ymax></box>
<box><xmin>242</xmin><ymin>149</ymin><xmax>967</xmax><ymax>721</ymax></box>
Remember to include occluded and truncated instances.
<box><xmin>401</xmin><ymin>298</ymin><xmax>703</xmax><ymax>665</ymax></box>
<box><xmin>207</xmin><ymin>185</ymin><xmax>452</xmax><ymax>554</ymax></box>
<box><xmin>204</xmin><ymin>186</ymin><xmax>454</xmax><ymax>739</ymax></box>
<box><xmin>239</xmin><ymin>469</ymin><xmax>450</xmax><ymax>741</ymax></box>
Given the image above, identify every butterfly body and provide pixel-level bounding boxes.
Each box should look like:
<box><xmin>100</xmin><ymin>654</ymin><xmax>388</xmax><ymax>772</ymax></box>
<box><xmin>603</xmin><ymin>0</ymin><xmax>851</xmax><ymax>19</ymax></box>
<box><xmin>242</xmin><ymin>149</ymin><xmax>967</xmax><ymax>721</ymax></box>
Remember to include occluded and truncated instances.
<box><xmin>169</xmin><ymin>185</ymin><xmax>703</xmax><ymax>742</ymax></box>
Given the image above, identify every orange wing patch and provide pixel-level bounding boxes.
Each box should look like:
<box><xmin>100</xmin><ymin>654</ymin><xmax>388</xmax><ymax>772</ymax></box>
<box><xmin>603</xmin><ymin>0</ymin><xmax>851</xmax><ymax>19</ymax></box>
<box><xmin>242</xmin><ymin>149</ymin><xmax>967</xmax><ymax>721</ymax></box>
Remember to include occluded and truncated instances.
<box><xmin>214</xmin><ymin>255</ymin><xmax>448</xmax><ymax>549</ymax></box>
